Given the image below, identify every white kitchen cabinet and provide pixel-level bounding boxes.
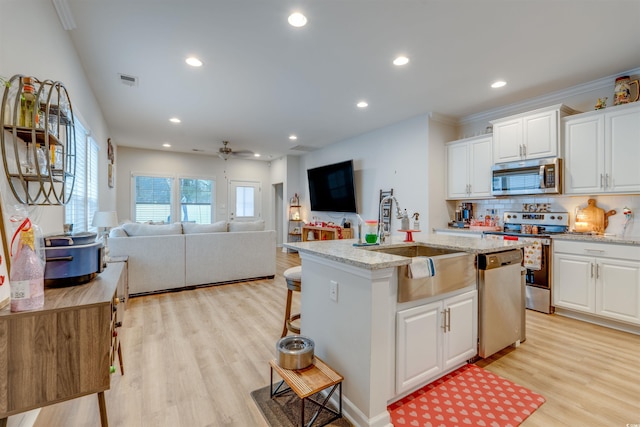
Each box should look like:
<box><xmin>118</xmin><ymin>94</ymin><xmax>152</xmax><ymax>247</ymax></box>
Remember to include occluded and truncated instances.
<box><xmin>564</xmin><ymin>102</ymin><xmax>640</xmax><ymax>194</ymax></box>
<box><xmin>553</xmin><ymin>240</ymin><xmax>640</xmax><ymax>325</ymax></box>
<box><xmin>442</xmin><ymin>291</ymin><xmax>478</xmax><ymax>370</ymax></box>
<box><xmin>396</xmin><ymin>289</ymin><xmax>477</xmax><ymax>394</ymax></box>
<box><xmin>446</xmin><ymin>135</ymin><xmax>492</xmax><ymax>199</ymax></box>
<box><xmin>491</xmin><ymin>104</ymin><xmax>577</xmax><ymax>164</ymax></box>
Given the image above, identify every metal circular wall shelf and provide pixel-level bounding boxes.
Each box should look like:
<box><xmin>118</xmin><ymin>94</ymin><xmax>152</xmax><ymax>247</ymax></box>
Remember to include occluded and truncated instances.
<box><xmin>0</xmin><ymin>74</ymin><xmax>76</xmax><ymax>205</ymax></box>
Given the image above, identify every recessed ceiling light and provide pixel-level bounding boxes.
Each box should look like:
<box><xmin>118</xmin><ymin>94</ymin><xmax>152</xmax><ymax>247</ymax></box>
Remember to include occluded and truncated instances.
<box><xmin>162</xmin><ymin>143</ymin><xmax>171</xmax><ymax>148</ymax></box>
<box><xmin>491</xmin><ymin>80</ymin><xmax>507</xmax><ymax>88</ymax></box>
<box><xmin>393</xmin><ymin>56</ymin><xmax>410</xmax><ymax>66</ymax></box>
<box><xmin>254</xmin><ymin>153</ymin><xmax>261</xmax><ymax>157</ymax></box>
<box><xmin>288</xmin><ymin>12</ymin><xmax>307</xmax><ymax>27</ymax></box>
<box><xmin>289</xmin><ymin>135</ymin><xmax>298</xmax><ymax>141</ymax></box>
<box><xmin>169</xmin><ymin>117</ymin><xmax>181</xmax><ymax>123</ymax></box>
<box><xmin>356</xmin><ymin>101</ymin><xmax>368</xmax><ymax>108</ymax></box>
<box><xmin>185</xmin><ymin>57</ymin><xmax>203</xmax><ymax>67</ymax></box>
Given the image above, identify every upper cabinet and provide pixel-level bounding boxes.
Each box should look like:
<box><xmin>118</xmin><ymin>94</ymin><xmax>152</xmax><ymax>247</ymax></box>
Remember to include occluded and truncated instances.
<box><xmin>564</xmin><ymin>102</ymin><xmax>640</xmax><ymax>195</ymax></box>
<box><xmin>491</xmin><ymin>104</ymin><xmax>578</xmax><ymax>164</ymax></box>
<box><xmin>446</xmin><ymin>135</ymin><xmax>492</xmax><ymax>199</ymax></box>
<box><xmin>1</xmin><ymin>75</ymin><xmax>76</xmax><ymax>205</ymax></box>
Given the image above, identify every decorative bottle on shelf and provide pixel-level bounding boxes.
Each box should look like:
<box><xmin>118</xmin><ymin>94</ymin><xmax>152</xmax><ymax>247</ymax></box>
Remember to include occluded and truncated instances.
<box><xmin>10</xmin><ymin>220</ymin><xmax>45</xmax><ymax>312</ymax></box>
<box><xmin>36</xmin><ymin>144</ymin><xmax>48</xmax><ymax>176</ymax></box>
<box><xmin>19</xmin><ymin>77</ymin><xmax>37</xmax><ymax>128</ymax></box>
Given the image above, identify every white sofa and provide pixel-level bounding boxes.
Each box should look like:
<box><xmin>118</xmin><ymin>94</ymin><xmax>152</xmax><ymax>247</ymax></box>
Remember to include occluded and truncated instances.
<box><xmin>108</xmin><ymin>221</ymin><xmax>276</xmax><ymax>296</ymax></box>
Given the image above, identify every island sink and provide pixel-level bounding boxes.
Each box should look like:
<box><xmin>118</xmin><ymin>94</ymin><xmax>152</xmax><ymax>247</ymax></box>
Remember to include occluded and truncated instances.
<box><xmin>365</xmin><ymin>244</ymin><xmax>476</xmax><ymax>302</ymax></box>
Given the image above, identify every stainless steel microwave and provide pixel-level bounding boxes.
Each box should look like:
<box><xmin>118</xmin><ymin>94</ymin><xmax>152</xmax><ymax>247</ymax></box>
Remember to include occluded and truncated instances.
<box><xmin>491</xmin><ymin>158</ymin><xmax>562</xmax><ymax>196</ymax></box>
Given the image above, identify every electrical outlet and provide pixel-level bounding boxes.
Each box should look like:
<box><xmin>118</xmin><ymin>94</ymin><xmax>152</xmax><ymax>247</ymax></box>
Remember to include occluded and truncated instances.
<box><xmin>329</xmin><ymin>280</ymin><xmax>338</xmax><ymax>302</ymax></box>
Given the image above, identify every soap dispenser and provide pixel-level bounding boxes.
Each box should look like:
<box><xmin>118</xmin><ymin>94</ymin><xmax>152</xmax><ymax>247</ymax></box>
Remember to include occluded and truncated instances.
<box><xmin>401</xmin><ymin>209</ymin><xmax>410</xmax><ymax>230</ymax></box>
<box><xmin>412</xmin><ymin>212</ymin><xmax>420</xmax><ymax>230</ymax></box>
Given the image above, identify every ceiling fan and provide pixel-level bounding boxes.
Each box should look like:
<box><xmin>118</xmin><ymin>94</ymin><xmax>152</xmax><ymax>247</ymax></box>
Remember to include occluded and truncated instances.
<box><xmin>217</xmin><ymin>140</ymin><xmax>254</xmax><ymax>160</ymax></box>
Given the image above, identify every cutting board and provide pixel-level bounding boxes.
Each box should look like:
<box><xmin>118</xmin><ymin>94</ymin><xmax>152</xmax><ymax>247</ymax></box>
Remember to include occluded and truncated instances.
<box><xmin>578</xmin><ymin>199</ymin><xmax>616</xmax><ymax>234</ymax></box>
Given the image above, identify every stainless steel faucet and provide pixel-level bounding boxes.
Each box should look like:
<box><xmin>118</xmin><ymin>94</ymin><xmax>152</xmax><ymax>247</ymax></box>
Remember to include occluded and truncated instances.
<box><xmin>378</xmin><ymin>195</ymin><xmax>403</xmax><ymax>244</ymax></box>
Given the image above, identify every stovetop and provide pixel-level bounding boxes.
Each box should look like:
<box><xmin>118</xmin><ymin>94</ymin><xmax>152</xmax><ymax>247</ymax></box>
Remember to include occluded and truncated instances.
<box><xmin>485</xmin><ymin>211</ymin><xmax>570</xmax><ymax>237</ymax></box>
<box><xmin>503</xmin><ymin>211</ymin><xmax>569</xmax><ymax>226</ymax></box>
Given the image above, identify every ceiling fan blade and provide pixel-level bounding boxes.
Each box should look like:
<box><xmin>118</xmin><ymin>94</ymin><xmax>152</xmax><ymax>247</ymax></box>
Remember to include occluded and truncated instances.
<box><xmin>231</xmin><ymin>149</ymin><xmax>254</xmax><ymax>157</ymax></box>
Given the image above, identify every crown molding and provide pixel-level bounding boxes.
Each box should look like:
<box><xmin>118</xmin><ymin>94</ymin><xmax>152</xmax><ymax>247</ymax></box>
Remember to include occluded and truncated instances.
<box><xmin>428</xmin><ymin>112</ymin><xmax>458</xmax><ymax>126</ymax></box>
<box><xmin>459</xmin><ymin>66</ymin><xmax>640</xmax><ymax>125</ymax></box>
<box><xmin>52</xmin><ymin>0</ymin><xmax>77</xmax><ymax>31</ymax></box>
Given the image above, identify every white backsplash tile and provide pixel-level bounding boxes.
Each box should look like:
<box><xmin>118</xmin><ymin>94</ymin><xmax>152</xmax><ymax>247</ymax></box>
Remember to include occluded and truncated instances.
<box><xmin>449</xmin><ymin>194</ymin><xmax>640</xmax><ymax>237</ymax></box>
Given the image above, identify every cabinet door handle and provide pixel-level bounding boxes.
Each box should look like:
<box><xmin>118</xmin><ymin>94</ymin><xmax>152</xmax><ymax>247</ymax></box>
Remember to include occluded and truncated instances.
<box><xmin>522</xmin><ymin>144</ymin><xmax>526</xmax><ymax>157</ymax></box>
<box><xmin>590</xmin><ymin>263</ymin><xmax>594</xmax><ymax>278</ymax></box>
<box><xmin>468</xmin><ymin>184</ymin><xmax>472</xmax><ymax>195</ymax></box>
<box><xmin>447</xmin><ymin>308</ymin><xmax>451</xmax><ymax>332</ymax></box>
<box><xmin>519</xmin><ymin>145</ymin><xmax>522</xmax><ymax>157</ymax></box>
<box><xmin>600</xmin><ymin>173</ymin><xmax>604</xmax><ymax>188</ymax></box>
<box><xmin>441</xmin><ymin>310</ymin><xmax>447</xmax><ymax>331</ymax></box>
<box><xmin>606</xmin><ymin>173</ymin><xmax>610</xmax><ymax>188</ymax></box>
<box><xmin>584</xmin><ymin>249</ymin><xmax>605</xmax><ymax>254</ymax></box>
<box><xmin>596</xmin><ymin>263</ymin><xmax>600</xmax><ymax>279</ymax></box>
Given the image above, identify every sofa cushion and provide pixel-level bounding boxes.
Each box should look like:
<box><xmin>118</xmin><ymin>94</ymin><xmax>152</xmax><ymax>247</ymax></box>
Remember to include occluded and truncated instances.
<box><xmin>228</xmin><ymin>220</ymin><xmax>265</xmax><ymax>232</ymax></box>
<box><xmin>182</xmin><ymin>221</ymin><xmax>228</xmax><ymax>234</ymax></box>
<box><xmin>109</xmin><ymin>227</ymin><xmax>128</xmax><ymax>237</ymax></box>
<box><xmin>122</xmin><ymin>222</ymin><xmax>183</xmax><ymax>236</ymax></box>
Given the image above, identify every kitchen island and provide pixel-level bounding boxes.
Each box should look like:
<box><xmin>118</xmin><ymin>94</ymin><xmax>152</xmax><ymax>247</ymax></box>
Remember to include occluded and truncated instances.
<box><xmin>283</xmin><ymin>235</ymin><xmax>526</xmax><ymax>427</ymax></box>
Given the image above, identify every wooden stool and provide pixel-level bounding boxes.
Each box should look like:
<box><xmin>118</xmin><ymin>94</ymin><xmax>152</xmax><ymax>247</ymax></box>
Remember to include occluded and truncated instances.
<box><xmin>270</xmin><ymin>357</ymin><xmax>343</xmax><ymax>427</ymax></box>
<box><xmin>282</xmin><ymin>266</ymin><xmax>302</xmax><ymax>338</ymax></box>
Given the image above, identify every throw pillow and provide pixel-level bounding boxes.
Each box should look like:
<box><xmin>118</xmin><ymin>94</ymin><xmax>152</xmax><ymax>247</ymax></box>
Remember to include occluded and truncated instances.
<box><xmin>109</xmin><ymin>227</ymin><xmax>128</xmax><ymax>237</ymax></box>
<box><xmin>228</xmin><ymin>220</ymin><xmax>265</xmax><ymax>232</ymax></box>
<box><xmin>122</xmin><ymin>222</ymin><xmax>183</xmax><ymax>236</ymax></box>
<box><xmin>182</xmin><ymin>221</ymin><xmax>228</xmax><ymax>234</ymax></box>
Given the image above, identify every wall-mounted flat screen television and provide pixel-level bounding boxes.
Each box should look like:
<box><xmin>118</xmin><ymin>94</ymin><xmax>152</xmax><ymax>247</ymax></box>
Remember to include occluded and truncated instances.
<box><xmin>307</xmin><ymin>160</ymin><xmax>357</xmax><ymax>213</ymax></box>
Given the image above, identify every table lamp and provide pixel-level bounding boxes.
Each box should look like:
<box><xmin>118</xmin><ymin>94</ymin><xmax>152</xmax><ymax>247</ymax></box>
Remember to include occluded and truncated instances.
<box><xmin>92</xmin><ymin>211</ymin><xmax>118</xmax><ymax>262</ymax></box>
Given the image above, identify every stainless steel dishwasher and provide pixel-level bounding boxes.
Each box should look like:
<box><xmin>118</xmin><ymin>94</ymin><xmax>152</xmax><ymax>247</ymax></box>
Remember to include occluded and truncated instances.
<box><xmin>477</xmin><ymin>249</ymin><xmax>524</xmax><ymax>358</ymax></box>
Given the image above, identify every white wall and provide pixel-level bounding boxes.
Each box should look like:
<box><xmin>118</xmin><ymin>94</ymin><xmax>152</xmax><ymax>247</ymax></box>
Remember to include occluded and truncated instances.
<box><xmin>428</xmin><ymin>115</ymin><xmax>459</xmax><ymax>230</ymax></box>
<box><xmin>0</xmin><ymin>0</ymin><xmax>114</xmax><ymax>236</ymax></box>
<box><xmin>116</xmin><ymin>146</ymin><xmax>272</xmax><ymax>227</ymax></box>
<box><xmin>296</xmin><ymin>114</ymin><xmax>455</xmax><ymax>238</ymax></box>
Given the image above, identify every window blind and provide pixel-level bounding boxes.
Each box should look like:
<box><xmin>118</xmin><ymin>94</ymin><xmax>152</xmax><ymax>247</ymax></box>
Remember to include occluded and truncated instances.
<box><xmin>64</xmin><ymin>118</ymin><xmax>99</xmax><ymax>232</ymax></box>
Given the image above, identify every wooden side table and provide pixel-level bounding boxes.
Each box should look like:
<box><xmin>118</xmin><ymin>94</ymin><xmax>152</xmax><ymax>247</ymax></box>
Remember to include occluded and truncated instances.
<box><xmin>270</xmin><ymin>357</ymin><xmax>343</xmax><ymax>427</ymax></box>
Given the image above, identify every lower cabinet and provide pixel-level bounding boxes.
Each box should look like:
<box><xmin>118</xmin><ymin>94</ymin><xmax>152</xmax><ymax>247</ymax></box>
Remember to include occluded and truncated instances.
<box><xmin>395</xmin><ymin>289</ymin><xmax>477</xmax><ymax>394</ymax></box>
<box><xmin>553</xmin><ymin>240</ymin><xmax>640</xmax><ymax>325</ymax></box>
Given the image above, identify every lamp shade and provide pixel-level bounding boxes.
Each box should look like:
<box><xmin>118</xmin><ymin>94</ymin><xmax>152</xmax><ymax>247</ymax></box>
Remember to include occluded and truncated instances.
<box><xmin>92</xmin><ymin>211</ymin><xmax>118</xmax><ymax>228</ymax></box>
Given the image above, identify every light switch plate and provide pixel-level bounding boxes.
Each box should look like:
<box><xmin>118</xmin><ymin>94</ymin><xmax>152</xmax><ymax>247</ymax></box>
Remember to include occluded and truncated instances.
<box><xmin>329</xmin><ymin>280</ymin><xmax>338</xmax><ymax>302</ymax></box>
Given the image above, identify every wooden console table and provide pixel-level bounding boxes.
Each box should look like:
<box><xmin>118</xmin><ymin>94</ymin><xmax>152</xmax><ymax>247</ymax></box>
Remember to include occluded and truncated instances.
<box><xmin>0</xmin><ymin>262</ymin><xmax>126</xmax><ymax>427</ymax></box>
<box><xmin>302</xmin><ymin>225</ymin><xmax>353</xmax><ymax>241</ymax></box>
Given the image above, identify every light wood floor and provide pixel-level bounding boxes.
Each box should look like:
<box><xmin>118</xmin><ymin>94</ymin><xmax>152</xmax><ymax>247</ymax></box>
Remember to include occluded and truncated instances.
<box><xmin>28</xmin><ymin>249</ymin><xmax>640</xmax><ymax>427</ymax></box>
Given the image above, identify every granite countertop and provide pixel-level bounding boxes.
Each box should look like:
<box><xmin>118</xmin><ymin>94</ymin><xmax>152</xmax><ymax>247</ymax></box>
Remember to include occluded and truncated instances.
<box><xmin>551</xmin><ymin>233</ymin><xmax>640</xmax><ymax>246</ymax></box>
<box><xmin>436</xmin><ymin>227</ymin><xmax>640</xmax><ymax>246</ymax></box>
<box><xmin>283</xmin><ymin>234</ymin><xmax>527</xmax><ymax>270</ymax></box>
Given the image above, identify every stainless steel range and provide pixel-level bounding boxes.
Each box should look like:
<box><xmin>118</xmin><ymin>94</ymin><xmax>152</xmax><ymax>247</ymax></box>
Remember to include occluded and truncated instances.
<box><xmin>486</xmin><ymin>211</ymin><xmax>569</xmax><ymax>313</ymax></box>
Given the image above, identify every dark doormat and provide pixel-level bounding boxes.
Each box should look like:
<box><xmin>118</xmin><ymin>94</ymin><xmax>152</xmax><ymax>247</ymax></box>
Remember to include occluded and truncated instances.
<box><xmin>250</xmin><ymin>384</ymin><xmax>352</xmax><ymax>427</ymax></box>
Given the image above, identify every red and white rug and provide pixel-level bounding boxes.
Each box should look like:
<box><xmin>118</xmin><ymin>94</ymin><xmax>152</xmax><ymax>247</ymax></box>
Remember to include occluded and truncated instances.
<box><xmin>388</xmin><ymin>364</ymin><xmax>545</xmax><ymax>427</ymax></box>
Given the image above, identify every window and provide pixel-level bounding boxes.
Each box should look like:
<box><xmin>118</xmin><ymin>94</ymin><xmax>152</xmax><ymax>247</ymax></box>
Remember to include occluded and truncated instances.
<box><xmin>180</xmin><ymin>178</ymin><xmax>213</xmax><ymax>223</ymax></box>
<box><xmin>64</xmin><ymin>118</ymin><xmax>99</xmax><ymax>232</ymax></box>
<box><xmin>228</xmin><ymin>180</ymin><xmax>261</xmax><ymax>221</ymax></box>
<box><xmin>134</xmin><ymin>175</ymin><xmax>174</xmax><ymax>222</ymax></box>
<box><xmin>235</xmin><ymin>186</ymin><xmax>254</xmax><ymax>217</ymax></box>
<box><xmin>132</xmin><ymin>174</ymin><xmax>214</xmax><ymax>223</ymax></box>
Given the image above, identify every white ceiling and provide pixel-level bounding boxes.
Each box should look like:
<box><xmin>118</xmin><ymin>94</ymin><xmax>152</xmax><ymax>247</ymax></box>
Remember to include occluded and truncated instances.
<box><xmin>61</xmin><ymin>0</ymin><xmax>640</xmax><ymax>160</ymax></box>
